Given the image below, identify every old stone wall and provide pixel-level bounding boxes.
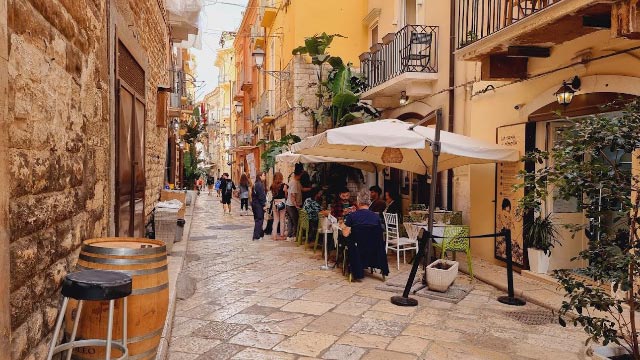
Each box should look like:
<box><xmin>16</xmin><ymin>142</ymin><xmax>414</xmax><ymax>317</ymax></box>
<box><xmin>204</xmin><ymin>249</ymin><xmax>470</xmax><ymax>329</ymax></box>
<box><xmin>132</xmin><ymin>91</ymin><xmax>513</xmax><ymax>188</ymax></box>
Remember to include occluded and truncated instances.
<box><xmin>5</xmin><ymin>0</ymin><xmax>169</xmax><ymax>358</ymax></box>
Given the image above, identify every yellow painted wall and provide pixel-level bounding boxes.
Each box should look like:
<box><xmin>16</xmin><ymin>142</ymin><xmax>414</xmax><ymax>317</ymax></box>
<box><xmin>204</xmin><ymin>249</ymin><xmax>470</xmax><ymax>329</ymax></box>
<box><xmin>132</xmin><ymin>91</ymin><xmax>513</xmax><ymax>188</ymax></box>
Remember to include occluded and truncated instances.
<box><xmin>462</xmin><ymin>29</ymin><xmax>640</xmax><ymax>266</ymax></box>
<box><xmin>266</xmin><ymin>0</ymin><xmax>368</xmax><ymax>73</ymax></box>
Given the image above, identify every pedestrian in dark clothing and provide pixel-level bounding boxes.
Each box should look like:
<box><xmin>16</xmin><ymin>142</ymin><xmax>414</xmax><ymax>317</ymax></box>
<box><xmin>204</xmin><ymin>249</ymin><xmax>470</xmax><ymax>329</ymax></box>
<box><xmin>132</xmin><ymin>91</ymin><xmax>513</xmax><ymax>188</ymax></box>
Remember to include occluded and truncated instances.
<box><xmin>251</xmin><ymin>172</ymin><xmax>267</xmax><ymax>240</ymax></box>
<box><xmin>220</xmin><ymin>173</ymin><xmax>236</xmax><ymax>215</ymax></box>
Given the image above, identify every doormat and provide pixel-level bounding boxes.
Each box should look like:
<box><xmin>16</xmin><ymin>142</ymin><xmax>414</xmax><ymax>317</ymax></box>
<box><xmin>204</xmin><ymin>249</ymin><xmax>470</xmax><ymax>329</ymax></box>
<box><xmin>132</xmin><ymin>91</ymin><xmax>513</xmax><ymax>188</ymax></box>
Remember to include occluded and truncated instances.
<box><xmin>414</xmin><ymin>284</ymin><xmax>473</xmax><ymax>304</ymax></box>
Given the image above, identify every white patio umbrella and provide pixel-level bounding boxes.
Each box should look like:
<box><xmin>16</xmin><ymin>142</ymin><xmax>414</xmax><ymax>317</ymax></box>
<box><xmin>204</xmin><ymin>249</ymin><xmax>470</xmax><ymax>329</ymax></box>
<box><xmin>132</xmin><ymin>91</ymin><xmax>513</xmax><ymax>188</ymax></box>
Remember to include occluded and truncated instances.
<box><xmin>291</xmin><ymin>110</ymin><xmax>520</xmax><ymax>306</ymax></box>
<box><xmin>290</xmin><ymin>119</ymin><xmax>519</xmax><ymax>174</ymax></box>
<box><xmin>275</xmin><ymin>151</ymin><xmax>379</xmax><ymax>173</ymax></box>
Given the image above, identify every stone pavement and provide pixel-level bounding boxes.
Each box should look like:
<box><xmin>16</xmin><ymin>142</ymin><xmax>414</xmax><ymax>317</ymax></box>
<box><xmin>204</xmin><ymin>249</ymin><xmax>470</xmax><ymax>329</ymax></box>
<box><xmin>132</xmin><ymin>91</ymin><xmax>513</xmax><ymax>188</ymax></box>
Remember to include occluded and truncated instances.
<box><xmin>167</xmin><ymin>196</ymin><xmax>590</xmax><ymax>360</ymax></box>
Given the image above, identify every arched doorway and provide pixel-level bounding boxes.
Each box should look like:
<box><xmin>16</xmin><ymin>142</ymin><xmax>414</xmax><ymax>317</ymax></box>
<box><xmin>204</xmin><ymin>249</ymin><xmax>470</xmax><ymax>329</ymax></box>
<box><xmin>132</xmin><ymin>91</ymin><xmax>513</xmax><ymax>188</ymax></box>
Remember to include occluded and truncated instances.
<box><xmin>526</xmin><ymin>91</ymin><xmax>637</xmax><ymax>271</ymax></box>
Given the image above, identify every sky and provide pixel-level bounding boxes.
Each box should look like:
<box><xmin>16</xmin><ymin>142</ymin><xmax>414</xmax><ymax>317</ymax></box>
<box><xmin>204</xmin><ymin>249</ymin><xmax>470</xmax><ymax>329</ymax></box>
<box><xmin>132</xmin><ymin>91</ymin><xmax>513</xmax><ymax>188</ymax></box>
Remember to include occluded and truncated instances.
<box><xmin>192</xmin><ymin>0</ymin><xmax>249</xmax><ymax>101</ymax></box>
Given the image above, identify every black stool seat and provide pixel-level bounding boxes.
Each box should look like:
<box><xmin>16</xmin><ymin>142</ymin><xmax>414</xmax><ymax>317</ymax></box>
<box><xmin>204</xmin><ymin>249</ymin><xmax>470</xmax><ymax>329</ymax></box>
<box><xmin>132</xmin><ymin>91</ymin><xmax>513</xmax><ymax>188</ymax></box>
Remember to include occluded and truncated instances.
<box><xmin>62</xmin><ymin>270</ymin><xmax>132</xmax><ymax>301</ymax></box>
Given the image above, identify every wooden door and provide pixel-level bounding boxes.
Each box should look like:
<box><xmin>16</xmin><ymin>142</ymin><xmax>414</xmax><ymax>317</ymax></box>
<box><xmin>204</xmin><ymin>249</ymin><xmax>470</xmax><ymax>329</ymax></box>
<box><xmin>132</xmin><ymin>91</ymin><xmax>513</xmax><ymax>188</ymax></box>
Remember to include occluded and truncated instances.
<box><xmin>115</xmin><ymin>41</ymin><xmax>146</xmax><ymax>237</ymax></box>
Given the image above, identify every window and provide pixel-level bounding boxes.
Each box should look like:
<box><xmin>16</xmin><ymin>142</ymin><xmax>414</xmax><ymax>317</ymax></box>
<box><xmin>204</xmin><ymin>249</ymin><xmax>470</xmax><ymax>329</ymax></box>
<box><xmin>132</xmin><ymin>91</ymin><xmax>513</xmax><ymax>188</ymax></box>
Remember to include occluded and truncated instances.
<box><xmin>371</xmin><ymin>25</ymin><xmax>379</xmax><ymax>46</ymax></box>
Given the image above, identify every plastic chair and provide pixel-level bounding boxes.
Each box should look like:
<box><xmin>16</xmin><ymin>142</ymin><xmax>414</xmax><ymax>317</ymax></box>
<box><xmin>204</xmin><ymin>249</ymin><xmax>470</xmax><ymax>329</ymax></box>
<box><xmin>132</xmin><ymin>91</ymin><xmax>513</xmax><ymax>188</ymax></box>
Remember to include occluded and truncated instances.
<box><xmin>297</xmin><ymin>208</ymin><xmax>310</xmax><ymax>247</ymax></box>
<box><xmin>383</xmin><ymin>212</ymin><xmax>419</xmax><ymax>270</ymax></box>
<box><xmin>434</xmin><ymin>225</ymin><xmax>473</xmax><ymax>280</ymax></box>
<box><xmin>313</xmin><ymin>215</ymin><xmax>332</xmax><ymax>253</ymax></box>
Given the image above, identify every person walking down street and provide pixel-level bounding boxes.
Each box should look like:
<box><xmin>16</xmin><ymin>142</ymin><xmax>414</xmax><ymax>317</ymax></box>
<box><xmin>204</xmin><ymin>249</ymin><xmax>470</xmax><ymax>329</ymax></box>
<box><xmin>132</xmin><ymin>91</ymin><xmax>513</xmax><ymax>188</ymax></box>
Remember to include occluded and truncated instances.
<box><xmin>214</xmin><ymin>177</ymin><xmax>222</xmax><ymax>198</ymax></box>
<box><xmin>220</xmin><ymin>173</ymin><xmax>236</xmax><ymax>215</ymax></box>
<box><xmin>270</xmin><ymin>171</ymin><xmax>287</xmax><ymax>241</ymax></box>
<box><xmin>251</xmin><ymin>172</ymin><xmax>267</xmax><ymax>241</ymax></box>
<box><xmin>207</xmin><ymin>175</ymin><xmax>215</xmax><ymax>196</ymax></box>
<box><xmin>239</xmin><ymin>173</ymin><xmax>251</xmax><ymax>216</ymax></box>
<box><xmin>285</xmin><ymin>168</ymin><xmax>303</xmax><ymax>241</ymax></box>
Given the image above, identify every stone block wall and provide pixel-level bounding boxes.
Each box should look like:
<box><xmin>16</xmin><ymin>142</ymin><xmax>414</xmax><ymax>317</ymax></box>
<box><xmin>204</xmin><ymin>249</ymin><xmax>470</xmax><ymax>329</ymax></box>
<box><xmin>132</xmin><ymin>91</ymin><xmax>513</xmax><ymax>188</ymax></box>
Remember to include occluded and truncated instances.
<box><xmin>5</xmin><ymin>0</ymin><xmax>169</xmax><ymax>358</ymax></box>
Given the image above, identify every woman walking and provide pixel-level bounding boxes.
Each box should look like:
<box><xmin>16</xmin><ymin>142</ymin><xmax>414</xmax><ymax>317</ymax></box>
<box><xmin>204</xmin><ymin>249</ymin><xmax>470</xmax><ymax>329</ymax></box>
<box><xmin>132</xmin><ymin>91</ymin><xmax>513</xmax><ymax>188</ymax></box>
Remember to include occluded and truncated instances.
<box><xmin>251</xmin><ymin>172</ymin><xmax>267</xmax><ymax>241</ymax></box>
<box><xmin>270</xmin><ymin>172</ymin><xmax>287</xmax><ymax>240</ymax></box>
<box><xmin>239</xmin><ymin>173</ymin><xmax>251</xmax><ymax>216</ymax></box>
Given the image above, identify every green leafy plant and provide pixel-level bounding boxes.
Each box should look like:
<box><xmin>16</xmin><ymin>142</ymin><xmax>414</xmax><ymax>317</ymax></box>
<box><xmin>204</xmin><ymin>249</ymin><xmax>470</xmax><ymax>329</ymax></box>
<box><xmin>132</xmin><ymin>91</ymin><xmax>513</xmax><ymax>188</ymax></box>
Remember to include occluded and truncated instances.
<box><xmin>257</xmin><ymin>134</ymin><xmax>301</xmax><ymax>173</ymax></box>
<box><xmin>292</xmin><ymin>33</ymin><xmax>379</xmax><ymax>131</ymax></box>
<box><xmin>517</xmin><ymin>97</ymin><xmax>640</xmax><ymax>358</ymax></box>
<box><xmin>523</xmin><ymin>213</ymin><xmax>560</xmax><ymax>256</ymax></box>
<box><xmin>181</xmin><ymin>111</ymin><xmax>206</xmax><ymax>188</ymax></box>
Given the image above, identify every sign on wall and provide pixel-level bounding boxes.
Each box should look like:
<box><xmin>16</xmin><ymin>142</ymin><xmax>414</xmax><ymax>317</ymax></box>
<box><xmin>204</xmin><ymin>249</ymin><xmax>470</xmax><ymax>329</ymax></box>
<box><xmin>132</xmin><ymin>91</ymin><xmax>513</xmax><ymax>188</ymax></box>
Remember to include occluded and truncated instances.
<box><xmin>246</xmin><ymin>153</ymin><xmax>256</xmax><ymax>182</ymax></box>
<box><xmin>495</xmin><ymin>124</ymin><xmax>528</xmax><ymax>267</ymax></box>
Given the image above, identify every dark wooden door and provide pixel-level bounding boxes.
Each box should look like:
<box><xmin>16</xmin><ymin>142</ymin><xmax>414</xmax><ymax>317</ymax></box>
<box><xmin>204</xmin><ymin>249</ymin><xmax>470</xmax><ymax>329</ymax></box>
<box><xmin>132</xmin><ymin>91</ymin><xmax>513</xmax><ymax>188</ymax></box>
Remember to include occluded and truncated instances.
<box><xmin>115</xmin><ymin>41</ymin><xmax>146</xmax><ymax>237</ymax></box>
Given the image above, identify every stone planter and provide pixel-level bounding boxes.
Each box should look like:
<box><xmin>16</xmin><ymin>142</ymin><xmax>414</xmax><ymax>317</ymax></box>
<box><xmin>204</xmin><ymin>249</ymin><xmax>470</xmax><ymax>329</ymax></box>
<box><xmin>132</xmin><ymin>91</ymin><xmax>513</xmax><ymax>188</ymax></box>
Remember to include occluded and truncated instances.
<box><xmin>527</xmin><ymin>248</ymin><xmax>550</xmax><ymax>274</ymax></box>
<box><xmin>592</xmin><ymin>345</ymin><xmax>632</xmax><ymax>359</ymax></box>
<box><xmin>426</xmin><ymin>259</ymin><xmax>458</xmax><ymax>292</ymax></box>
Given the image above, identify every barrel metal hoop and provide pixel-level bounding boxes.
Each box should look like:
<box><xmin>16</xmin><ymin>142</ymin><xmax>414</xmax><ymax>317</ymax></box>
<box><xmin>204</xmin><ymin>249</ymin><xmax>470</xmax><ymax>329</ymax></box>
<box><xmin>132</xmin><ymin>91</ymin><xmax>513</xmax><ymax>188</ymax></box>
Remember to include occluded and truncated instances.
<box><xmin>82</xmin><ymin>243</ymin><xmax>166</xmax><ymax>256</ymax></box>
<box><xmin>128</xmin><ymin>347</ymin><xmax>158</xmax><ymax>360</ymax></box>
<box><xmin>131</xmin><ymin>283</ymin><xmax>169</xmax><ymax>296</ymax></box>
<box><xmin>65</xmin><ymin>327</ymin><xmax>162</xmax><ymax>346</ymax></box>
<box><xmin>76</xmin><ymin>265</ymin><xmax>168</xmax><ymax>276</ymax></box>
<box><xmin>79</xmin><ymin>254</ymin><xmax>167</xmax><ymax>265</ymax></box>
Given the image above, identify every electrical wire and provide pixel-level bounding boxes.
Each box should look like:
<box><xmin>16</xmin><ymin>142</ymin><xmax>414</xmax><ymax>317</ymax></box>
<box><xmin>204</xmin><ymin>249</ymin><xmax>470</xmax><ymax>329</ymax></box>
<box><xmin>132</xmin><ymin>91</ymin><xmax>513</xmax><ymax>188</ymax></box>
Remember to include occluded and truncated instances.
<box><xmin>392</xmin><ymin>43</ymin><xmax>640</xmax><ymax>113</ymax></box>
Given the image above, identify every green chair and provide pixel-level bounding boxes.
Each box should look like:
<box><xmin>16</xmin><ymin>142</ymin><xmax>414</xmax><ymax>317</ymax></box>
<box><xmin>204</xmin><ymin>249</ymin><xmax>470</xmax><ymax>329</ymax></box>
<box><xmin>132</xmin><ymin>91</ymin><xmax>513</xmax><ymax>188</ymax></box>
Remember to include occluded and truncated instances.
<box><xmin>433</xmin><ymin>225</ymin><xmax>473</xmax><ymax>280</ymax></box>
<box><xmin>297</xmin><ymin>209</ymin><xmax>310</xmax><ymax>247</ymax></box>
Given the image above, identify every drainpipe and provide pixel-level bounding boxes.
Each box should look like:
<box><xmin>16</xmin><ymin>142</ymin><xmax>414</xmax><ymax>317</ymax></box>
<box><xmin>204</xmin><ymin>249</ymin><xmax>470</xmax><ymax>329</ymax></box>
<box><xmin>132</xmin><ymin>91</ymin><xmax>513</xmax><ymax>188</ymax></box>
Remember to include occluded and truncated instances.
<box><xmin>446</xmin><ymin>0</ymin><xmax>455</xmax><ymax>210</ymax></box>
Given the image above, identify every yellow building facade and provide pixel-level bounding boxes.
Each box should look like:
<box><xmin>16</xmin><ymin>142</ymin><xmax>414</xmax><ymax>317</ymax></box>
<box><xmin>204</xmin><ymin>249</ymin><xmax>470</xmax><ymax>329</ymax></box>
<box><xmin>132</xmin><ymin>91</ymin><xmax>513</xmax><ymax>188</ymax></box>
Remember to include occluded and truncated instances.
<box><xmin>358</xmin><ymin>0</ymin><xmax>640</xmax><ymax>272</ymax></box>
<box><xmin>234</xmin><ymin>0</ymin><xmax>369</xmax><ymax>179</ymax></box>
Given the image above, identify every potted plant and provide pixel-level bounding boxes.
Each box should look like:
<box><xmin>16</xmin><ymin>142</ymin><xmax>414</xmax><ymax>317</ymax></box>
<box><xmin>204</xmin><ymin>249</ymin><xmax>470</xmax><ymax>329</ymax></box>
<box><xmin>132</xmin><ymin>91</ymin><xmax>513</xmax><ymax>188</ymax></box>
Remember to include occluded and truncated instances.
<box><xmin>518</xmin><ymin>98</ymin><xmax>640</xmax><ymax>359</ymax></box>
<box><xmin>524</xmin><ymin>213</ymin><xmax>560</xmax><ymax>274</ymax></box>
<box><xmin>426</xmin><ymin>259</ymin><xmax>458</xmax><ymax>292</ymax></box>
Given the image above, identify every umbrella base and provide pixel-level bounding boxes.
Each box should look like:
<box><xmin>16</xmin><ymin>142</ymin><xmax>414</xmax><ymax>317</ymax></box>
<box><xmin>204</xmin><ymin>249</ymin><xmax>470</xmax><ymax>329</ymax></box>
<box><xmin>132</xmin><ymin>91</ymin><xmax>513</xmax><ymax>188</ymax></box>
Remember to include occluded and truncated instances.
<box><xmin>390</xmin><ymin>295</ymin><xmax>418</xmax><ymax>307</ymax></box>
<box><xmin>497</xmin><ymin>296</ymin><xmax>526</xmax><ymax>306</ymax></box>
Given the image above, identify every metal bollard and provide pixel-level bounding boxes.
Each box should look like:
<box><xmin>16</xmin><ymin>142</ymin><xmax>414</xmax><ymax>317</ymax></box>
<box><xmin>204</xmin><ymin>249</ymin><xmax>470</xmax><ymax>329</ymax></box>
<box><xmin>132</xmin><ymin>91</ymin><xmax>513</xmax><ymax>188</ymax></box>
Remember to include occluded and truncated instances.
<box><xmin>497</xmin><ymin>228</ymin><xmax>526</xmax><ymax>306</ymax></box>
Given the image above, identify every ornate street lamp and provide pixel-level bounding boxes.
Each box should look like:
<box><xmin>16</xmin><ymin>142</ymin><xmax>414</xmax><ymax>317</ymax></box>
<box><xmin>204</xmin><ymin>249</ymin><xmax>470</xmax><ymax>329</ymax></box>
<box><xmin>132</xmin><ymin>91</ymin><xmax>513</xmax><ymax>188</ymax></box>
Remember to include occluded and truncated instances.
<box><xmin>555</xmin><ymin>76</ymin><xmax>581</xmax><ymax>107</ymax></box>
<box><xmin>252</xmin><ymin>48</ymin><xmax>265</xmax><ymax>69</ymax></box>
<box><xmin>234</xmin><ymin>101</ymin><xmax>243</xmax><ymax>114</ymax></box>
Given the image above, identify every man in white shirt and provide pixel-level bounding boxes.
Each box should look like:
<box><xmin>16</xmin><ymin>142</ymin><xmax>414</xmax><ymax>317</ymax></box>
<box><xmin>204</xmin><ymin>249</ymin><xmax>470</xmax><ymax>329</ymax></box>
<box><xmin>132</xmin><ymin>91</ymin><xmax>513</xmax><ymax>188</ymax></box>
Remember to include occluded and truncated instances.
<box><xmin>285</xmin><ymin>168</ymin><xmax>303</xmax><ymax>241</ymax></box>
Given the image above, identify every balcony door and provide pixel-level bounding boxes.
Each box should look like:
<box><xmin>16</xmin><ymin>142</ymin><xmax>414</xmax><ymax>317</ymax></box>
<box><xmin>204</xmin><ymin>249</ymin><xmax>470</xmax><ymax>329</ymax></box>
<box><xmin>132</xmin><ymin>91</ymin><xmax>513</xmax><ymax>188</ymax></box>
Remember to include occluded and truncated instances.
<box><xmin>400</xmin><ymin>0</ymin><xmax>417</xmax><ymax>28</ymax></box>
<box><xmin>115</xmin><ymin>41</ymin><xmax>146</xmax><ymax>237</ymax></box>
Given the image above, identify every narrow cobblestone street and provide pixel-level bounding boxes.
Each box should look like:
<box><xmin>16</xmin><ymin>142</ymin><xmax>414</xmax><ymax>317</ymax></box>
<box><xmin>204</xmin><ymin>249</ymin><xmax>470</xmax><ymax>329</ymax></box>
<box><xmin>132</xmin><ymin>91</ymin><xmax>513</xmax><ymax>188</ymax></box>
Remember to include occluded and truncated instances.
<box><xmin>167</xmin><ymin>196</ymin><xmax>588</xmax><ymax>360</ymax></box>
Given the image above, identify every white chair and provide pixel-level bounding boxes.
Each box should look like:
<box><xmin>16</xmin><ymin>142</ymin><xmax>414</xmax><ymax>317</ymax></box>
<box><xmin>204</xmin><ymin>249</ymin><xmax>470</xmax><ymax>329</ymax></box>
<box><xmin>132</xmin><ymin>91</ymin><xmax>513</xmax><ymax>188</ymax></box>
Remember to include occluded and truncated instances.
<box><xmin>383</xmin><ymin>213</ymin><xmax>419</xmax><ymax>270</ymax></box>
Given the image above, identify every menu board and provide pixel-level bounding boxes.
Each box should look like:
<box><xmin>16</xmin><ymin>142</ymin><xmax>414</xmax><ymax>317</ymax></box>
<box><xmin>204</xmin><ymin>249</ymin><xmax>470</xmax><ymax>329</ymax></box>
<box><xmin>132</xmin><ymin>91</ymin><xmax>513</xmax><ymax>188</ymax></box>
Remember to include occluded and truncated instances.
<box><xmin>495</xmin><ymin>124</ymin><xmax>526</xmax><ymax>267</ymax></box>
<box><xmin>246</xmin><ymin>153</ymin><xmax>256</xmax><ymax>182</ymax></box>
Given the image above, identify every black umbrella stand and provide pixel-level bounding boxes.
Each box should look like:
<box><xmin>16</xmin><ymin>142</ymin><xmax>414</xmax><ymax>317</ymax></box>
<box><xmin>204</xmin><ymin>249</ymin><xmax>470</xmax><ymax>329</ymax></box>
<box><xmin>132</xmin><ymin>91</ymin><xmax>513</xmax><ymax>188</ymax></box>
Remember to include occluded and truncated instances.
<box><xmin>391</xmin><ymin>109</ymin><xmax>442</xmax><ymax>307</ymax></box>
<box><xmin>391</xmin><ymin>110</ymin><xmax>526</xmax><ymax>307</ymax></box>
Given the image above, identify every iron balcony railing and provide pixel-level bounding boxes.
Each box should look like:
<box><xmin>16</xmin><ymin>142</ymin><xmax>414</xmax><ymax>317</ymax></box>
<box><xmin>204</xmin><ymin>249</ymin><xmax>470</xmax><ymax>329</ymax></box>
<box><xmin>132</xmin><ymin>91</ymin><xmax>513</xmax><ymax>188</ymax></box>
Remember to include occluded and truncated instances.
<box><xmin>457</xmin><ymin>0</ymin><xmax>562</xmax><ymax>49</ymax></box>
<box><xmin>360</xmin><ymin>25</ymin><xmax>439</xmax><ymax>91</ymax></box>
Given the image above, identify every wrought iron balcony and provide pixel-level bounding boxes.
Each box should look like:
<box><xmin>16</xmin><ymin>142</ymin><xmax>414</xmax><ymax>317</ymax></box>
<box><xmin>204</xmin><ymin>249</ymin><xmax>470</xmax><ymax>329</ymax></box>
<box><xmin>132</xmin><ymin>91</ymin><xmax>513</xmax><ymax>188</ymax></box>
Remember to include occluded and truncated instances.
<box><xmin>457</xmin><ymin>0</ymin><xmax>562</xmax><ymax>49</ymax></box>
<box><xmin>360</xmin><ymin>25</ymin><xmax>439</xmax><ymax>91</ymax></box>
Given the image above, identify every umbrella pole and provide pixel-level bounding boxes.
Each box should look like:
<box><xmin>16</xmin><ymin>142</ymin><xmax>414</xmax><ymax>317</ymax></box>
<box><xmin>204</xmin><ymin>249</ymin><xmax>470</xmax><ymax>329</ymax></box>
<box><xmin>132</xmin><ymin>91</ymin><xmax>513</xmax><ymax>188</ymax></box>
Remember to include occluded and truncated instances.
<box><xmin>391</xmin><ymin>109</ymin><xmax>442</xmax><ymax>307</ymax></box>
<box><xmin>423</xmin><ymin>109</ymin><xmax>442</xmax><ymax>285</ymax></box>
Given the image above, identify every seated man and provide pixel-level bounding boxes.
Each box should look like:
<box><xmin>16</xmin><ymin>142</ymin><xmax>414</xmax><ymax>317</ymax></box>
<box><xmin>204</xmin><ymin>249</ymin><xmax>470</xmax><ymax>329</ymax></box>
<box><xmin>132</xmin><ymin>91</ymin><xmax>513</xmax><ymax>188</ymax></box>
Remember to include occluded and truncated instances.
<box><xmin>331</xmin><ymin>187</ymin><xmax>356</xmax><ymax>219</ymax></box>
<box><xmin>340</xmin><ymin>189</ymin><xmax>390</xmax><ymax>280</ymax></box>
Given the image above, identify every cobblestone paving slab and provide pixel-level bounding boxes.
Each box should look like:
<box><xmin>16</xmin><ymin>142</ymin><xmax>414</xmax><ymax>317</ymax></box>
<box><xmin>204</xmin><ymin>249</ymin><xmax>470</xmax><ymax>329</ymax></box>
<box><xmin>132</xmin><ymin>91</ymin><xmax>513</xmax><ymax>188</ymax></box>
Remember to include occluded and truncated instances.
<box><xmin>168</xmin><ymin>196</ymin><xmax>590</xmax><ymax>360</ymax></box>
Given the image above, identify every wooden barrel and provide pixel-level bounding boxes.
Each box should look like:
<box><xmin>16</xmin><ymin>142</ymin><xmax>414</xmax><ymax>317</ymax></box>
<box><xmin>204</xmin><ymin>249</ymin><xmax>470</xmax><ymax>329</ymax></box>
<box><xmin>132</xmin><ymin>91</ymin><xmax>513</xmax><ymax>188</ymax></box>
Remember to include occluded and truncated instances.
<box><xmin>65</xmin><ymin>238</ymin><xmax>169</xmax><ymax>360</ymax></box>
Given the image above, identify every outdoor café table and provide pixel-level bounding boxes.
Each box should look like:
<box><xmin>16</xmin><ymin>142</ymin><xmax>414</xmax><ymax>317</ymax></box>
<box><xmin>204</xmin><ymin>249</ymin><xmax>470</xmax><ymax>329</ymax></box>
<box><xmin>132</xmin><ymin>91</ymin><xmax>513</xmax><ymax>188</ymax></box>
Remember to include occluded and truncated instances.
<box><xmin>409</xmin><ymin>222</ymin><xmax>458</xmax><ymax>245</ymax></box>
<box><xmin>318</xmin><ymin>214</ymin><xmax>340</xmax><ymax>270</ymax></box>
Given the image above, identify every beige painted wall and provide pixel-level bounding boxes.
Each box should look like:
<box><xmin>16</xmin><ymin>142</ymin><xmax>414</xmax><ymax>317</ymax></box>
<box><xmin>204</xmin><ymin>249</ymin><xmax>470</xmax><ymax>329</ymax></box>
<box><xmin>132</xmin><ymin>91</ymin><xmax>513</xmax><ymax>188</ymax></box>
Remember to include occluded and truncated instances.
<box><xmin>0</xmin><ymin>0</ymin><xmax>10</xmax><ymax>357</ymax></box>
<box><xmin>462</xmin><ymin>29</ymin><xmax>640</xmax><ymax>266</ymax></box>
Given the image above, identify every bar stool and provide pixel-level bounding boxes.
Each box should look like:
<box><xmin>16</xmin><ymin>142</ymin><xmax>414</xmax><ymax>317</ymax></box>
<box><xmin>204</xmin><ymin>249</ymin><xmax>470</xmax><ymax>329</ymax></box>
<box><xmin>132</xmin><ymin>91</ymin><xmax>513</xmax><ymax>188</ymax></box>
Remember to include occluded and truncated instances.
<box><xmin>47</xmin><ymin>270</ymin><xmax>132</xmax><ymax>360</ymax></box>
